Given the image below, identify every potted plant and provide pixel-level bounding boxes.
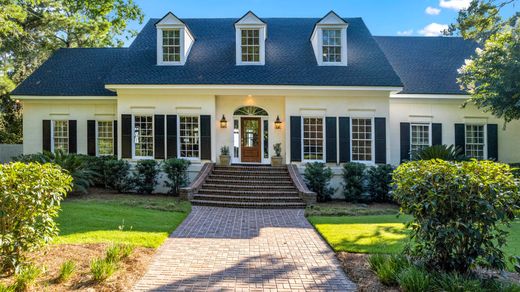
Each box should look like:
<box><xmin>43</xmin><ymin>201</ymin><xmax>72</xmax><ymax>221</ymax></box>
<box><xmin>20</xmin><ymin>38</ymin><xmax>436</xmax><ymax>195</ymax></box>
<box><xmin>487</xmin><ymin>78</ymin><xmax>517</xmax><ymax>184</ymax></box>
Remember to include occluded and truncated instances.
<box><xmin>219</xmin><ymin>146</ymin><xmax>231</xmax><ymax>166</ymax></box>
<box><xmin>271</xmin><ymin>143</ymin><xmax>283</xmax><ymax>166</ymax></box>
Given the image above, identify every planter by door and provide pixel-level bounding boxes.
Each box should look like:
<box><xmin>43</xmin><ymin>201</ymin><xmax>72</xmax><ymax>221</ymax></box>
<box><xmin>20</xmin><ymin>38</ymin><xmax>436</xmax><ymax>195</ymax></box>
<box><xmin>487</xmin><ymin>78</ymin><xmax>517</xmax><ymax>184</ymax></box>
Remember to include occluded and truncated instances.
<box><xmin>241</xmin><ymin>117</ymin><xmax>261</xmax><ymax>163</ymax></box>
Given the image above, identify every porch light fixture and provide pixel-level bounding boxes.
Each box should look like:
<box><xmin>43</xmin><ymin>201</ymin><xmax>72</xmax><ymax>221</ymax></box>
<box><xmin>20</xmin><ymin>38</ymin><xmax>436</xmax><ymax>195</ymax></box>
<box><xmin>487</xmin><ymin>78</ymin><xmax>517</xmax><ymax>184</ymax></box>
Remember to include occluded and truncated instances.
<box><xmin>220</xmin><ymin>114</ymin><xmax>228</xmax><ymax>128</ymax></box>
<box><xmin>274</xmin><ymin>115</ymin><xmax>282</xmax><ymax>129</ymax></box>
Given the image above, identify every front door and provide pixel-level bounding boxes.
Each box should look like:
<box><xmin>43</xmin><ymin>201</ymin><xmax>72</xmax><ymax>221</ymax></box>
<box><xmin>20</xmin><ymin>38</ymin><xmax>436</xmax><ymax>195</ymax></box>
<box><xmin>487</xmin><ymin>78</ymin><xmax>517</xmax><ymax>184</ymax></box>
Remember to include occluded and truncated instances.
<box><xmin>241</xmin><ymin>117</ymin><xmax>261</xmax><ymax>163</ymax></box>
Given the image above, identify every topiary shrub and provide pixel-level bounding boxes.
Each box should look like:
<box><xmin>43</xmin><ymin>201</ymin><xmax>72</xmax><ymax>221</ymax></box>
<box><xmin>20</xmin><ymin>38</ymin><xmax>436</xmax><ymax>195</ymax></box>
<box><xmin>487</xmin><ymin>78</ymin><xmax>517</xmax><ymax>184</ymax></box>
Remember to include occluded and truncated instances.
<box><xmin>303</xmin><ymin>162</ymin><xmax>334</xmax><ymax>202</ymax></box>
<box><xmin>163</xmin><ymin>158</ymin><xmax>191</xmax><ymax>196</ymax></box>
<box><xmin>366</xmin><ymin>164</ymin><xmax>394</xmax><ymax>203</ymax></box>
<box><xmin>133</xmin><ymin>159</ymin><xmax>159</xmax><ymax>194</ymax></box>
<box><xmin>342</xmin><ymin>162</ymin><xmax>367</xmax><ymax>202</ymax></box>
<box><xmin>393</xmin><ymin>159</ymin><xmax>520</xmax><ymax>273</ymax></box>
<box><xmin>104</xmin><ymin>159</ymin><xmax>133</xmax><ymax>193</ymax></box>
<box><xmin>0</xmin><ymin>162</ymin><xmax>72</xmax><ymax>273</ymax></box>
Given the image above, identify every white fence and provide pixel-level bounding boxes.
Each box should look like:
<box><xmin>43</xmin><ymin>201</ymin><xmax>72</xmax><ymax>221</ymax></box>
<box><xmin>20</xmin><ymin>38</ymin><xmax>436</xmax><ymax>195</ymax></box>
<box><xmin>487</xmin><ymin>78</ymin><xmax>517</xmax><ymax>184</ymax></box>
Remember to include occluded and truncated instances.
<box><xmin>0</xmin><ymin>144</ymin><xmax>23</xmax><ymax>163</ymax></box>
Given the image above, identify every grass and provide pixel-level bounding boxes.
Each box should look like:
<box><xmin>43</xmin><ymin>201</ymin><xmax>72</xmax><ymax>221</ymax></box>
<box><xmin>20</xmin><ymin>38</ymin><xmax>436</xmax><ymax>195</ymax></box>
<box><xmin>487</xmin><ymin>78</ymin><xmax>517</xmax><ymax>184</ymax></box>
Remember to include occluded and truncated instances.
<box><xmin>305</xmin><ymin>201</ymin><xmax>399</xmax><ymax>217</ymax></box>
<box><xmin>55</xmin><ymin>194</ymin><xmax>191</xmax><ymax>248</ymax></box>
<box><xmin>57</xmin><ymin>260</ymin><xmax>76</xmax><ymax>283</ymax></box>
<box><xmin>90</xmin><ymin>258</ymin><xmax>117</xmax><ymax>282</ymax></box>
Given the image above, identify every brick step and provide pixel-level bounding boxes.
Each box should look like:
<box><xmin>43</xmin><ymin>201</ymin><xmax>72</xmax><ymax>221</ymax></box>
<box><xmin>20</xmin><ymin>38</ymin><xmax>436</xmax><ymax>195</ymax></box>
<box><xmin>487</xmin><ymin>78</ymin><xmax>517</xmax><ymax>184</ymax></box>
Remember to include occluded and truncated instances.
<box><xmin>208</xmin><ymin>174</ymin><xmax>291</xmax><ymax>181</ymax></box>
<box><xmin>212</xmin><ymin>169</ymin><xmax>289</xmax><ymax>176</ymax></box>
<box><xmin>198</xmin><ymin>188</ymin><xmax>299</xmax><ymax>197</ymax></box>
<box><xmin>215</xmin><ymin>165</ymin><xmax>287</xmax><ymax>171</ymax></box>
<box><xmin>205</xmin><ymin>178</ymin><xmax>295</xmax><ymax>185</ymax></box>
<box><xmin>193</xmin><ymin>194</ymin><xmax>303</xmax><ymax>202</ymax></box>
<box><xmin>200</xmin><ymin>183</ymin><xmax>297</xmax><ymax>190</ymax></box>
<box><xmin>190</xmin><ymin>199</ymin><xmax>306</xmax><ymax>209</ymax></box>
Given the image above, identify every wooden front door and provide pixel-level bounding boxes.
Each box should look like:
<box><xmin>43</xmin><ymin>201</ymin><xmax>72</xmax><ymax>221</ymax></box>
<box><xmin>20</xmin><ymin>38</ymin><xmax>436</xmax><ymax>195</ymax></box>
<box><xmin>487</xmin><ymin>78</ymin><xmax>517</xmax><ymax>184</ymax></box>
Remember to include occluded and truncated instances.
<box><xmin>241</xmin><ymin>117</ymin><xmax>261</xmax><ymax>163</ymax></box>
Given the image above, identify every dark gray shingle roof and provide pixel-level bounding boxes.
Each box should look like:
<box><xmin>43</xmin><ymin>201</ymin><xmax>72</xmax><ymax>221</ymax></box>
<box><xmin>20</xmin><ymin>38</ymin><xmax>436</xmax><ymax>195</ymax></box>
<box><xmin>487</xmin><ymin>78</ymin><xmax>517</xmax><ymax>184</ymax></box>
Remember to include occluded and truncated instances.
<box><xmin>374</xmin><ymin>36</ymin><xmax>477</xmax><ymax>94</ymax></box>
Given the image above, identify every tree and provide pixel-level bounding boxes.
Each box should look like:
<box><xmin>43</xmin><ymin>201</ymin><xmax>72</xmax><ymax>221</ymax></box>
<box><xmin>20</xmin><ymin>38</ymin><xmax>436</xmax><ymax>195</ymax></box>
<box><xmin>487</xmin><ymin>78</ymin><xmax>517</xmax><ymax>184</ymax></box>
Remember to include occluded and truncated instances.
<box><xmin>0</xmin><ymin>0</ymin><xmax>144</xmax><ymax>143</ymax></box>
<box><xmin>447</xmin><ymin>0</ymin><xmax>520</xmax><ymax>124</ymax></box>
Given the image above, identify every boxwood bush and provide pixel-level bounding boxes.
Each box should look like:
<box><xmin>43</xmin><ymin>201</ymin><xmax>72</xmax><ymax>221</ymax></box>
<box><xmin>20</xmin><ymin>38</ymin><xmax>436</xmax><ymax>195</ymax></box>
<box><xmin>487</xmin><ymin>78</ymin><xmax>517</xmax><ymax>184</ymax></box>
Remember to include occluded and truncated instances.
<box><xmin>133</xmin><ymin>159</ymin><xmax>159</xmax><ymax>194</ymax></box>
<box><xmin>163</xmin><ymin>158</ymin><xmax>191</xmax><ymax>196</ymax></box>
<box><xmin>303</xmin><ymin>162</ymin><xmax>334</xmax><ymax>202</ymax></box>
<box><xmin>393</xmin><ymin>159</ymin><xmax>519</xmax><ymax>273</ymax></box>
<box><xmin>0</xmin><ymin>162</ymin><xmax>72</xmax><ymax>273</ymax></box>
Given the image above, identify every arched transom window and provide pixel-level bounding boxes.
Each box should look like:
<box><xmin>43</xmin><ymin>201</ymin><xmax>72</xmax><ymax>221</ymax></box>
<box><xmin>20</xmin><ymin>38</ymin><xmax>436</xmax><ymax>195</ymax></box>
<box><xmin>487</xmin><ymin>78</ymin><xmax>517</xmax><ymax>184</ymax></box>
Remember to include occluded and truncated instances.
<box><xmin>233</xmin><ymin>106</ymin><xmax>268</xmax><ymax>116</ymax></box>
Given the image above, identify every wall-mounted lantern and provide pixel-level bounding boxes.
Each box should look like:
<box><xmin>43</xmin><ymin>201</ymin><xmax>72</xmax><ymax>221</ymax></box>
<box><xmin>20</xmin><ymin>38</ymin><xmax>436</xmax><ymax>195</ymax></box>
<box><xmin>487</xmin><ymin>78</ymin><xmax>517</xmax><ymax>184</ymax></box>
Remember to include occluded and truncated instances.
<box><xmin>220</xmin><ymin>114</ymin><xmax>228</xmax><ymax>128</ymax></box>
<box><xmin>274</xmin><ymin>115</ymin><xmax>282</xmax><ymax>129</ymax></box>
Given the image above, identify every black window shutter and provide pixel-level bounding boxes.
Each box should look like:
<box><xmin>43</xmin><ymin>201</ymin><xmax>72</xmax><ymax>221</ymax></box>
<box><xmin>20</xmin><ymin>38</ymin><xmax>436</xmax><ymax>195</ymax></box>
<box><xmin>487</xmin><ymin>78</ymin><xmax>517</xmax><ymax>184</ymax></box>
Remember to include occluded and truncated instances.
<box><xmin>87</xmin><ymin>120</ymin><xmax>96</xmax><ymax>156</ymax></box>
<box><xmin>374</xmin><ymin>117</ymin><xmax>386</xmax><ymax>164</ymax></box>
<box><xmin>113</xmin><ymin>120</ymin><xmax>118</xmax><ymax>156</ymax></box>
<box><xmin>166</xmin><ymin>115</ymin><xmax>178</xmax><ymax>159</ymax></box>
<box><xmin>325</xmin><ymin>117</ymin><xmax>337</xmax><ymax>163</ymax></box>
<box><xmin>454</xmin><ymin>124</ymin><xmax>465</xmax><ymax>154</ymax></box>
<box><xmin>400</xmin><ymin>122</ymin><xmax>410</xmax><ymax>162</ymax></box>
<box><xmin>121</xmin><ymin>114</ymin><xmax>132</xmax><ymax>158</ymax></box>
<box><xmin>68</xmin><ymin>120</ymin><xmax>77</xmax><ymax>154</ymax></box>
<box><xmin>200</xmin><ymin>115</ymin><xmax>211</xmax><ymax>160</ymax></box>
<box><xmin>487</xmin><ymin>124</ymin><xmax>498</xmax><ymax>161</ymax></box>
<box><xmin>42</xmin><ymin>120</ymin><xmax>51</xmax><ymax>152</ymax></box>
<box><xmin>432</xmin><ymin>123</ymin><xmax>442</xmax><ymax>146</ymax></box>
<box><xmin>154</xmin><ymin>115</ymin><xmax>165</xmax><ymax>159</ymax></box>
<box><xmin>338</xmin><ymin>117</ymin><xmax>350</xmax><ymax>163</ymax></box>
<box><xmin>290</xmin><ymin>116</ymin><xmax>301</xmax><ymax>162</ymax></box>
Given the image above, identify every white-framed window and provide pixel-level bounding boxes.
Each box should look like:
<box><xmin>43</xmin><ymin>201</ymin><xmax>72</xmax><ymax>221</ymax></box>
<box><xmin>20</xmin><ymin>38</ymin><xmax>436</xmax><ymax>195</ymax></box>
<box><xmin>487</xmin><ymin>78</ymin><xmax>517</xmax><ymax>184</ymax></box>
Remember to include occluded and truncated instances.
<box><xmin>133</xmin><ymin>115</ymin><xmax>154</xmax><ymax>158</ymax></box>
<box><xmin>52</xmin><ymin>120</ymin><xmax>69</xmax><ymax>153</ymax></box>
<box><xmin>179</xmin><ymin>116</ymin><xmax>200</xmax><ymax>159</ymax></box>
<box><xmin>465</xmin><ymin>124</ymin><xmax>486</xmax><ymax>160</ymax></box>
<box><xmin>302</xmin><ymin>117</ymin><xmax>324</xmax><ymax>161</ymax></box>
<box><xmin>322</xmin><ymin>29</ymin><xmax>342</xmax><ymax>63</ymax></box>
<box><xmin>162</xmin><ymin>29</ymin><xmax>181</xmax><ymax>62</ymax></box>
<box><xmin>351</xmin><ymin>118</ymin><xmax>373</xmax><ymax>162</ymax></box>
<box><xmin>410</xmin><ymin>123</ymin><xmax>431</xmax><ymax>155</ymax></box>
<box><xmin>97</xmin><ymin>121</ymin><xmax>114</xmax><ymax>156</ymax></box>
<box><xmin>241</xmin><ymin>29</ymin><xmax>260</xmax><ymax>63</ymax></box>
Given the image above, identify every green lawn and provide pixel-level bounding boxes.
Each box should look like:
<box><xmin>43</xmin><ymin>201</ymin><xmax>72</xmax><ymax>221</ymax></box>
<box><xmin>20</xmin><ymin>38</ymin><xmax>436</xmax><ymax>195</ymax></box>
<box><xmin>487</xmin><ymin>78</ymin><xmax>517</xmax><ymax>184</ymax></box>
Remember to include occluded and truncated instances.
<box><xmin>309</xmin><ymin>214</ymin><xmax>520</xmax><ymax>268</ymax></box>
<box><xmin>54</xmin><ymin>194</ymin><xmax>191</xmax><ymax>248</ymax></box>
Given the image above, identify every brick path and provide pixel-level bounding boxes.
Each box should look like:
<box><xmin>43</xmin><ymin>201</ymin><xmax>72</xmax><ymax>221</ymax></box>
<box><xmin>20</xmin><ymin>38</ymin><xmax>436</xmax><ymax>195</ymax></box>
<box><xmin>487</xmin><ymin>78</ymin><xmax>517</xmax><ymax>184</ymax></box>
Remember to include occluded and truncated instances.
<box><xmin>133</xmin><ymin>207</ymin><xmax>356</xmax><ymax>291</ymax></box>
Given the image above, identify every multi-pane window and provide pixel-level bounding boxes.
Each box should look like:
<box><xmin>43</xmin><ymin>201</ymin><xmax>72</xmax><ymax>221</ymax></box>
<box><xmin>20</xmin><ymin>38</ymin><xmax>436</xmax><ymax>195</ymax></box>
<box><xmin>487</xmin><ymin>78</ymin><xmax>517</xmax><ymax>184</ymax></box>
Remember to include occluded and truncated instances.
<box><xmin>241</xmin><ymin>29</ymin><xmax>260</xmax><ymax>62</ymax></box>
<box><xmin>52</xmin><ymin>120</ymin><xmax>68</xmax><ymax>153</ymax></box>
<box><xmin>351</xmin><ymin>118</ymin><xmax>372</xmax><ymax>161</ymax></box>
<box><xmin>410</xmin><ymin>124</ymin><xmax>430</xmax><ymax>155</ymax></box>
<box><xmin>303</xmin><ymin>117</ymin><xmax>324</xmax><ymax>161</ymax></box>
<box><xmin>134</xmin><ymin>116</ymin><xmax>153</xmax><ymax>157</ymax></box>
<box><xmin>180</xmin><ymin>116</ymin><xmax>200</xmax><ymax>158</ymax></box>
<box><xmin>322</xmin><ymin>29</ymin><xmax>342</xmax><ymax>63</ymax></box>
<box><xmin>162</xmin><ymin>29</ymin><xmax>181</xmax><ymax>62</ymax></box>
<box><xmin>97</xmin><ymin>121</ymin><xmax>113</xmax><ymax>156</ymax></box>
<box><xmin>466</xmin><ymin>124</ymin><xmax>485</xmax><ymax>160</ymax></box>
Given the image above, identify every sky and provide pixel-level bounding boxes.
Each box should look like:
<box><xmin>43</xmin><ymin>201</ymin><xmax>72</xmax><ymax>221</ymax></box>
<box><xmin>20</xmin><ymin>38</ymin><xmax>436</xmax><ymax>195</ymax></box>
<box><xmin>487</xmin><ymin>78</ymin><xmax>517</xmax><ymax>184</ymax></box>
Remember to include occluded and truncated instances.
<box><xmin>126</xmin><ymin>0</ymin><xmax>518</xmax><ymax>43</ymax></box>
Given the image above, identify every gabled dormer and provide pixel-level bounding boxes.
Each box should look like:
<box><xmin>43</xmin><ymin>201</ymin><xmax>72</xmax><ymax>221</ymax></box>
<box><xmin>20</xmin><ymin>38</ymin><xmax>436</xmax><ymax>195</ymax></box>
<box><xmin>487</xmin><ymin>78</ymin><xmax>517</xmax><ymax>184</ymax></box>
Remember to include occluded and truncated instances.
<box><xmin>234</xmin><ymin>11</ymin><xmax>267</xmax><ymax>66</ymax></box>
<box><xmin>155</xmin><ymin>12</ymin><xmax>194</xmax><ymax>66</ymax></box>
<box><xmin>311</xmin><ymin>11</ymin><xmax>349</xmax><ymax>66</ymax></box>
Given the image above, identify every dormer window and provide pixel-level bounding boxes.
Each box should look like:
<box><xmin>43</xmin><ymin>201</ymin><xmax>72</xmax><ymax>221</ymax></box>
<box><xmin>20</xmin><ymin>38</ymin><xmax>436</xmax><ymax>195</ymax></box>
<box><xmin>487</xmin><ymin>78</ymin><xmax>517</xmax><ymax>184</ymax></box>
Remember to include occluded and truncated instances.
<box><xmin>311</xmin><ymin>11</ymin><xmax>348</xmax><ymax>66</ymax></box>
<box><xmin>156</xmin><ymin>12</ymin><xmax>194</xmax><ymax>66</ymax></box>
<box><xmin>235</xmin><ymin>11</ymin><xmax>266</xmax><ymax>65</ymax></box>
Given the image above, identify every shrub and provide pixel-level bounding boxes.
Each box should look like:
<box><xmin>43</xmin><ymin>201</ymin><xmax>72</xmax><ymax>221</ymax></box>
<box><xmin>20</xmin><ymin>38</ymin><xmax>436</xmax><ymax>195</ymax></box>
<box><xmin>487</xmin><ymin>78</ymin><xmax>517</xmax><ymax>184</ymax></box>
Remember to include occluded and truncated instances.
<box><xmin>133</xmin><ymin>159</ymin><xmax>159</xmax><ymax>194</ymax></box>
<box><xmin>510</xmin><ymin>163</ymin><xmax>520</xmax><ymax>178</ymax></box>
<box><xmin>83</xmin><ymin>155</ymin><xmax>117</xmax><ymax>187</ymax></box>
<box><xmin>14</xmin><ymin>264</ymin><xmax>41</xmax><ymax>291</ymax></box>
<box><xmin>57</xmin><ymin>260</ymin><xmax>76</xmax><ymax>283</ymax></box>
<box><xmin>163</xmin><ymin>158</ymin><xmax>191</xmax><ymax>196</ymax></box>
<box><xmin>412</xmin><ymin>144</ymin><xmax>467</xmax><ymax>161</ymax></box>
<box><xmin>342</xmin><ymin>162</ymin><xmax>366</xmax><ymax>202</ymax></box>
<box><xmin>104</xmin><ymin>159</ymin><xmax>133</xmax><ymax>192</ymax></box>
<box><xmin>397</xmin><ymin>266</ymin><xmax>431</xmax><ymax>292</ymax></box>
<box><xmin>90</xmin><ymin>258</ymin><xmax>117</xmax><ymax>282</ymax></box>
<box><xmin>106</xmin><ymin>244</ymin><xmax>134</xmax><ymax>263</ymax></box>
<box><xmin>220</xmin><ymin>146</ymin><xmax>230</xmax><ymax>156</ymax></box>
<box><xmin>303</xmin><ymin>162</ymin><xmax>334</xmax><ymax>202</ymax></box>
<box><xmin>393</xmin><ymin>160</ymin><xmax>519</xmax><ymax>273</ymax></box>
<box><xmin>368</xmin><ymin>254</ymin><xmax>410</xmax><ymax>286</ymax></box>
<box><xmin>273</xmin><ymin>143</ymin><xmax>282</xmax><ymax>157</ymax></box>
<box><xmin>366</xmin><ymin>164</ymin><xmax>394</xmax><ymax>202</ymax></box>
<box><xmin>0</xmin><ymin>162</ymin><xmax>72</xmax><ymax>273</ymax></box>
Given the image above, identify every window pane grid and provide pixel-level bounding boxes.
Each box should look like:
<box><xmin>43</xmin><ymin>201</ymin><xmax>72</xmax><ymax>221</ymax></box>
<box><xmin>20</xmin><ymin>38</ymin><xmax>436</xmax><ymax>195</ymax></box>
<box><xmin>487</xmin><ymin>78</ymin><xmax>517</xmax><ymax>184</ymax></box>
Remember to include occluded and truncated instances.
<box><xmin>241</xmin><ymin>29</ymin><xmax>260</xmax><ymax>62</ymax></box>
<box><xmin>134</xmin><ymin>116</ymin><xmax>153</xmax><ymax>157</ymax></box>
<box><xmin>303</xmin><ymin>117</ymin><xmax>324</xmax><ymax>161</ymax></box>
<box><xmin>97</xmin><ymin>121</ymin><xmax>113</xmax><ymax>156</ymax></box>
<box><xmin>322</xmin><ymin>29</ymin><xmax>342</xmax><ymax>63</ymax></box>
<box><xmin>53</xmin><ymin>120</ymin><xmax>68</xmax><ymax>153</ymax></box>
<box><xmin>180</xmin><ymin>116</ymin><xmax>200</xmax><ymax>158</ymax></box>
<box><xmin>411</xmin><ymin>124</ymin><xmax>430</xmax><ymax>155</ymax></box>
<box><xmin>351</xmin><ymin>118</ymin><xmax>372</xmax><ymax>161</ymax></box>
<box><xmin>162</xmin><ymin>29</ymin><xmax>180</xmax><ymax>62</ymax></box>
<box><xmin>466</xmin><ymin>124</ymin><xmax>485</xmax><ymax>160</ymax></box>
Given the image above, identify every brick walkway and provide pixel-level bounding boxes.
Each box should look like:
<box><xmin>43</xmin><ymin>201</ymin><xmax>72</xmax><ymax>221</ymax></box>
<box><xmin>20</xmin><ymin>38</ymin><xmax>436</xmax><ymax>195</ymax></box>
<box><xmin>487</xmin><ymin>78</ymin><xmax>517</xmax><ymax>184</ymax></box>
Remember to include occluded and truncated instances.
<box><xmin>133</xmin><ymin>207</ymin><xmax>356</xmax><ymax>291</ymax></box>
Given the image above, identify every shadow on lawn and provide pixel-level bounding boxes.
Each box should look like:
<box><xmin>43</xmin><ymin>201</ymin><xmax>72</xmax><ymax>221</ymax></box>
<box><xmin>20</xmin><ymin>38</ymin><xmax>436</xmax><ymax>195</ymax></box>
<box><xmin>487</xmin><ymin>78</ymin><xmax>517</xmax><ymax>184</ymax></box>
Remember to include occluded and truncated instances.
<box><xmin>335</xmin><ymin>225</ymin><xmax>410</xmax><ymax>254</ymax></box>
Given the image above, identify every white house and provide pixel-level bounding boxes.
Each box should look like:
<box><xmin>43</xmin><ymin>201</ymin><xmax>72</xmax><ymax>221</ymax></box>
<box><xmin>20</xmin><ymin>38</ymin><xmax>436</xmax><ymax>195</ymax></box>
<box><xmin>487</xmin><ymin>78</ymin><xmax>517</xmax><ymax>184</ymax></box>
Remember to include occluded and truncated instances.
<box><xmin>11</xmin><ymin>11</ymin><xmax>520</xmax><ymax>199</ymax></box>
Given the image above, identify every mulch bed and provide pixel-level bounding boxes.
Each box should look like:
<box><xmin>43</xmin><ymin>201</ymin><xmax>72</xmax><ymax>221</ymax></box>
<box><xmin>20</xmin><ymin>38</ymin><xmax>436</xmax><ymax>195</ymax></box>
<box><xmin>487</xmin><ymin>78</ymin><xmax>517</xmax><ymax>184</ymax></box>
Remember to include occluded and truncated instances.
<box><xmin>0</xmin><ymin>243</ymin><xmax>155</xmax><ymax>291</ymax></box>
<box><xmin>338</xmin><ymin>252</ymin><xmax>399</xmax><ymax>292</ymax></box>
